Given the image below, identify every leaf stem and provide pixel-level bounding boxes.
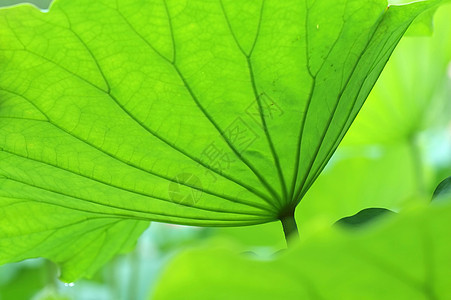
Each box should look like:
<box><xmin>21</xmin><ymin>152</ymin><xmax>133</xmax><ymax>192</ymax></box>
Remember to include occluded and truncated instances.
<box><xmin>280</xmin><ymin>208</ymin><xmax>299</xmax><ymax>246</ymax></box>
<box><xmin>408</xmin><ymin>135</ymin><xmax>426</xmax><ymax>196</ymax></box>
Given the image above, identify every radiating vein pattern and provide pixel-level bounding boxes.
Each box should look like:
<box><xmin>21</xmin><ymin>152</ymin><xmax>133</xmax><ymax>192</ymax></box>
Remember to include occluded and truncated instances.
<box><xmin>0</xmin><ymin>0</ymin><xmax>444</xmax><ymax>280</ymax></box>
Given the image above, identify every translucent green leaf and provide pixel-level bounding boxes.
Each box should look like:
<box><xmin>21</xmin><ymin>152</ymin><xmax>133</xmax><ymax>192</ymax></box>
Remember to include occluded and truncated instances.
<box><xmin>154</xmin><ymin>201</ymin><xmax>451</xmax><ymax>299</ymax></box>
<box><xmin>0</xmin><ymin>0</ymin><xmax>447</xmax><ymax>280</ymax></box>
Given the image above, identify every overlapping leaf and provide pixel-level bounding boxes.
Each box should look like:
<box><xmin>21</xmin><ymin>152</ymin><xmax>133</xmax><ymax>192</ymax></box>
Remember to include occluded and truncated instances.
<box><xmin>0</xmin><ymin>0</ymin><xmax>447</xmax><ymax>280</ymax></box>
<box><xmin>154</xmin><ymin>201</ymin><xmax>451</xmax><ymax>299</ymax></box>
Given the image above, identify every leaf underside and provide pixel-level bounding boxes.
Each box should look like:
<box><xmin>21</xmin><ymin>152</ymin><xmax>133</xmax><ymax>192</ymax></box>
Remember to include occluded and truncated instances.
<box><xmin>0</xmin><ymin>0</ymin><xmax>445</xmax><ymax>281</ymax></box>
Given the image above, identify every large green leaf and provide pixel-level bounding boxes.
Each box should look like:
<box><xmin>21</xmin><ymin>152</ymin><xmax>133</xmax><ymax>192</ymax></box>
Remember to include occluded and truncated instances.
<box><xmin>0</xmin><ymin>0</ymin><xmax>447</xmax><ymax>280</ymax></box>
<box><xmin>216</xmin><ymin>3</ymin><xmax>451</xmax><ymax>243</ymax></box>
<box><xmin>154</xmin><ymin>200</ymin><xmax>451</xmax><ymax>299</ymax></box>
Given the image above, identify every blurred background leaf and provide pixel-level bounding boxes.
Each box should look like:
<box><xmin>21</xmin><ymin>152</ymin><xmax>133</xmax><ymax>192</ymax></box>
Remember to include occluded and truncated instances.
<box><xmin>335</xmin><ymin>207</ymin><xmax>396</xmax><ymax>228</ymax></box>
<box><xmin>432</xmin><ymin>176</ymin><xmax>451</xmax><ymax>201</ymax></box>
<box><xmin>153</xmin><ymin>200</ymin><xmax>451</xmax><ymax>299</ymax></box>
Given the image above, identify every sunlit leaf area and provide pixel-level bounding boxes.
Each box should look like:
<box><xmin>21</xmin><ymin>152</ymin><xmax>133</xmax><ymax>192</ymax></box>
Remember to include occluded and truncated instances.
<box><xmin>0</xmin><ymin>0</ymin><xmax>450</xmax><ymax>299</ymax></box>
